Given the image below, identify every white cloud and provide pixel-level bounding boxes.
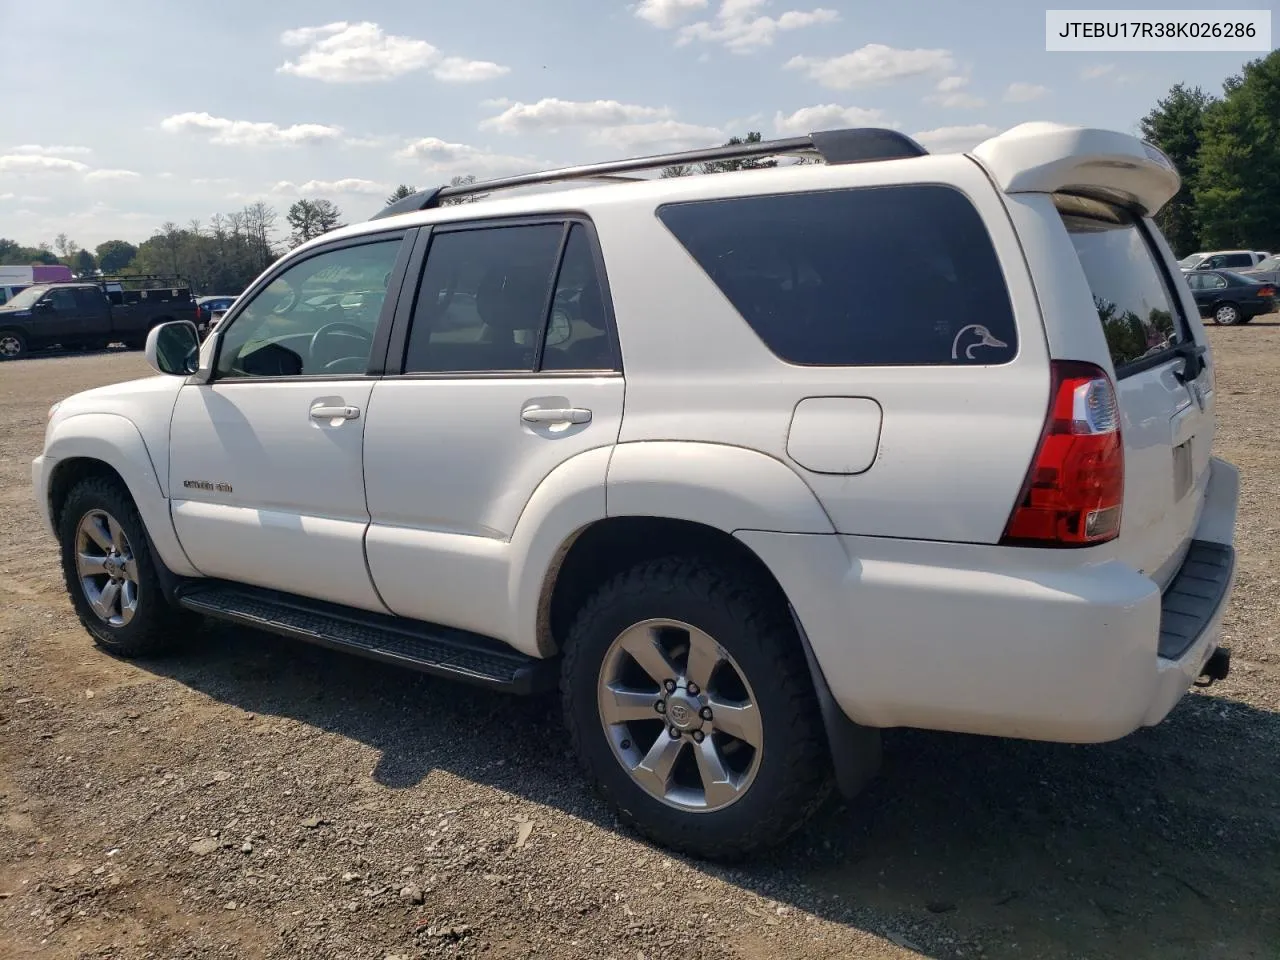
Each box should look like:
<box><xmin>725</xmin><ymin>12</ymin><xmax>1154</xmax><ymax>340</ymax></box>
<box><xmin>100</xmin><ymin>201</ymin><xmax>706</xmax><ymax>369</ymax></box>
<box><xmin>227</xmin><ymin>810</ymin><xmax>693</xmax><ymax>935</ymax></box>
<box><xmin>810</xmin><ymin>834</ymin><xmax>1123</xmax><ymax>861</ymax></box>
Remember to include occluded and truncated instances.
<box><xmin>1004</xmin><ymin>81</ymin><xmax>1048</xmax><ymax>102</ymax></box>
<box><xmin>395</xmin><ymin>138</ymin><xmax>538</xmax><ymax>176</ymax></box>
<box><xmin>0</xmin><ymin>192</ymin><xmax>12</xmax><ymax>200</ymax></box>
<box><xmin>191</xmin><ymin>177</ymin><xmax>234</xmax><ymax>186</ymax></box>
<box><xmin>676</xmin><ymin>0</ymin><xmax>840</xmax><ymax>53</ymax></box>
<box><xmin>160</xmin><ymin>112</ymin><xmax>344</xmax><ymax>147</ymax></box>
<box><xmin>84</xmin><ymin>169</ymin><xmax>142</xmax><ymax>183</ymax></box>
<box><xmin>774</xmin><ymin>104</ymin><xmax>891</xmax><ymax>134</ymax></box>
<box><xmin>926</xmin><ymin>75</ymin><xmax>984</xmax><ymax>109</ymax></box>
<box><xmin>787</xmin><ymin>43</ymin><xmax>955</xmax><ymax>90</ymax></box>
<box><xmin>481</xmin><ymin>98</ymin><xmax>672</xmax><ymax>134</ymax></box>
<box><xmin>587</xmin><ymin>120</ymin><xmax>724</xmax><ymax>152</ymax></box>
<box><xmin>431</xmin><ymin>56</ymin><xmax>509</xmax><ymax>82</ymax></box>
<box><xmin>1080</xmin><ymin>64</ymin><xmax>1115</xmax><ymax>80</ymax></box>
<box><xmin>277</xmin><ymin>21</ymin><xmax>507</xmax><ymax>84</ymax></box>
<box><xmin>634</xmin><ymin>0</ymin><xmax>708</xmax><ymax>28</ymax></box>
<box><xmin>273</xmin><ymin>178</ymin><xmax>388</xmax><ymax>196</ymax></box>
<box><xmin>0</xmin><ymin>154</ymin><xmax>90</xmax><ymax>174</ymax></box>
<box><xmin>19</xmin><ymin>195</ymin><xmax>52</xmax><ymax>203</ymax></box>
<box><xmin>9</xmin><ymin>144</ymin><xmax>93</xmax><ymax>157</ymax></box>
<box><xmin>912</xmin><ymin>124</ymin><xmax>999</xmax><ymax>153</ymax></box>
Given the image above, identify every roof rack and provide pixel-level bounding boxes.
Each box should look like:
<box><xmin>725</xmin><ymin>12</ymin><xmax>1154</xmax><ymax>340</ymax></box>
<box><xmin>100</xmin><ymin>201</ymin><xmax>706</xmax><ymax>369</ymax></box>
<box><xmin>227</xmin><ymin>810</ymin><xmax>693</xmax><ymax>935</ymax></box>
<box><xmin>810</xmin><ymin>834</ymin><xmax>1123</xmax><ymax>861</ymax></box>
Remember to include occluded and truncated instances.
<box><xmin>369</xmin><ymin>127</ymin><xmax>927</xmax><ymax>221</ymax></box>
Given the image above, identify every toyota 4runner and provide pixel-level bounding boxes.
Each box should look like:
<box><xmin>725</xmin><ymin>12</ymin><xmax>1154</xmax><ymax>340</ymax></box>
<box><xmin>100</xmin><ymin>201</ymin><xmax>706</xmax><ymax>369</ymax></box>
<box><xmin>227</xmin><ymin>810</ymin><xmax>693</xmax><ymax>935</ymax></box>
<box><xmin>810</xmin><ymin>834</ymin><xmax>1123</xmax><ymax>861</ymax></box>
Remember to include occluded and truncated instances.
<box><xmin>32</xmin><ymin>123</ymin><xmax>1240</xmax><ymax>859</ymax></box>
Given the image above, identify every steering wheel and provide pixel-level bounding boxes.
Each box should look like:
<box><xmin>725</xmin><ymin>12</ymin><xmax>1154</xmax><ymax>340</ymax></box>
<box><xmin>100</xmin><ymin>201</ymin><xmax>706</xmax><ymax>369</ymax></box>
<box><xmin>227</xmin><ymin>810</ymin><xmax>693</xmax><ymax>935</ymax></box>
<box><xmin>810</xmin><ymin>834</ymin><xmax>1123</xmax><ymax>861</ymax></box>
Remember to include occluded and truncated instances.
<box><xmin>309</xmin><ymin>321</ymin><xmax>373</xmax><ymax>371</ymax></box>
<box><xmin>270</xmin><ymin>288</ymin><xmax>297</xmax><ymax>315</ymax></box>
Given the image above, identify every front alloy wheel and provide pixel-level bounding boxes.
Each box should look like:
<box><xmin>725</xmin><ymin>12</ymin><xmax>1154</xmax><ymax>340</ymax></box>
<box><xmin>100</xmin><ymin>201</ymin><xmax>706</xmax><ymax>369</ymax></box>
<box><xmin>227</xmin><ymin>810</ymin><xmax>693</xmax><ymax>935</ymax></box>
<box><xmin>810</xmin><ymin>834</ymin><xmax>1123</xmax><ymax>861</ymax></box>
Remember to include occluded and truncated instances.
<box><xmin>75</xmin><ymin>509</ymin><xmax>140</xmax><ymax>627</ymax></box>
<box><xmin>598</xmin><ymin>618</ymin><xmax>763</xmax><ymax>812</ymax></box>
<box><xmin>58</xmin><ymin>476</ymin><xmax>192</xmax><ymax>656</ymax></box>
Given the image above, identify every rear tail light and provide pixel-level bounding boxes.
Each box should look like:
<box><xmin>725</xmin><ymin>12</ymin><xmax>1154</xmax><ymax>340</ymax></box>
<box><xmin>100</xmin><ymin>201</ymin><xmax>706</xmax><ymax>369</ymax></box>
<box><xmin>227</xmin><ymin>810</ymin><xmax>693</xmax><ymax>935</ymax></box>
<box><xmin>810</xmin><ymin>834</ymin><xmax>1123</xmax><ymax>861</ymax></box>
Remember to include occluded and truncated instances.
<box><xmin>1000</xmin><ymin>360</ymin><xmax>1124</xmax><ymax>547</ymax></box>
<box><xmin>1258</xmin><ymin>285</ymin><xmax>1275</xmax><ymax>297</ymax></box>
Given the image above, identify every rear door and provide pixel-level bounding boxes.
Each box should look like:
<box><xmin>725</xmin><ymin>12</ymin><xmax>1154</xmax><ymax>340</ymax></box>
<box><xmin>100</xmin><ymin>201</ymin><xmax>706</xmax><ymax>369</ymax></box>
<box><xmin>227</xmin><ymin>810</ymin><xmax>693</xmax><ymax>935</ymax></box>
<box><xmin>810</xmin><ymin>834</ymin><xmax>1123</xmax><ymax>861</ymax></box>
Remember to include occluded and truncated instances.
<box><xmin>362</xmin><ymin>218</ymin><xmax>624</xmax><ymax>639</ymax></box>
<box><xmin>1054</xmin><ymin>194</ymin><xmax>1212</xmax><ymax>586</ymax></box>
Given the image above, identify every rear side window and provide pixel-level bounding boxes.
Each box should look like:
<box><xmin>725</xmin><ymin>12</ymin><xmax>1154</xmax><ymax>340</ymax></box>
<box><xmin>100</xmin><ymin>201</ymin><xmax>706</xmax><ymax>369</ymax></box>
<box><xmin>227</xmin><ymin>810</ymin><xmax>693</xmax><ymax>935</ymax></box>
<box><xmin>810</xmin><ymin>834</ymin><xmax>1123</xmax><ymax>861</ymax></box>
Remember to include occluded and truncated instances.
<box><xmin>657</xmin><ymin>185</ymin><xmax>1017</xmax><ymax>366</ymax></box>
<box><xmin>1055</xmin><ymin>194</ymin><xmax>1187</xmax><ymax>373</ymax></box>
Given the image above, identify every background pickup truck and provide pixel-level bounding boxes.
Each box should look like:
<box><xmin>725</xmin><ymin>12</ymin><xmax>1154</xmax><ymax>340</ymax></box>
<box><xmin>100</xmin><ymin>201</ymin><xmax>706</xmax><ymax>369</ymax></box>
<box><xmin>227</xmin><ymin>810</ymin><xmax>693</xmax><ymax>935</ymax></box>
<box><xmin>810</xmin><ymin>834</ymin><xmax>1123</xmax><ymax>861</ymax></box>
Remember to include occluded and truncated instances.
<box><xmin>0</xmin><ymin>276</ymin><xmax>197</xmax><ymax>360</ymax></box>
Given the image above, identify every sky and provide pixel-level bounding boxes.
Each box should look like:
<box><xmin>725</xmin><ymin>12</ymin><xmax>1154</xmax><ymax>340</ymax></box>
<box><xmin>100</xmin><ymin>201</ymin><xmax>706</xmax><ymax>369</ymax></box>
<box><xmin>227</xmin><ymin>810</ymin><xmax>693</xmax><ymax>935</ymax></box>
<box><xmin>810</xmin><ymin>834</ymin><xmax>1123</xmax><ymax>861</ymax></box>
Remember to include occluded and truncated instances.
<box><xmin>0</xmin><ymin>0</ymin><xmax>1268</xmax><ymax>250</ymax></box>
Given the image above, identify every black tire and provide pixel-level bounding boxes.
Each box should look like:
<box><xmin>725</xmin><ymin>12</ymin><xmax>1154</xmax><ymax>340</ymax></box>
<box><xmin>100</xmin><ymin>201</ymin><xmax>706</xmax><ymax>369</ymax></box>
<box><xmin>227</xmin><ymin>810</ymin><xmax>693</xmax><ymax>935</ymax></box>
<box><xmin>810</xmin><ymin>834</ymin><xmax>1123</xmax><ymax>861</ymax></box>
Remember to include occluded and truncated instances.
<box><xmin>0</xmin><ymin>329</ymin><xmax>27</xmax><ymax>360</ymax></box>
<box><xmin>561</xmin><ymin>557</ymin><xmax>832</xmax><ymax>860</ymax></box>
<box><xmin>58</xmin><ymin>476</ymin><xmax>195</xmax><ymax>657</ymax></box>
<box><xmin>1212</xmin><ymin>301</ymin><xmax>1242</xmax><ymax>325</ymax></box>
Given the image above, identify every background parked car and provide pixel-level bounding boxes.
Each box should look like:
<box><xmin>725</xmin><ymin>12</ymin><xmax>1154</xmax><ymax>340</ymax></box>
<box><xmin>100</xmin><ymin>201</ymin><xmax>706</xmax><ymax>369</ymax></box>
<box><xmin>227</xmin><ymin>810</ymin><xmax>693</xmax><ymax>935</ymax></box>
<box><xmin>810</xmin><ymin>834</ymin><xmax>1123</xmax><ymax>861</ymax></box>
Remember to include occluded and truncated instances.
<box><xmin>195</xmin><ymin>295</ymin><xmax>238</xmax><ymax>337</ymax></box>
<box><xmin>1186</xmin><ymin>269</ymin><xmax>1278</xmax><ymax>324</ymax></box>
<box><xmin>1237</xmin><ymin>254</ymin><xmax>1280</xmax><ymax>286</ymax></box>
<box><xmin>1182</xmin><ymin>250</ymin><xmax>1268</xmax><ymax>272</ymax></box>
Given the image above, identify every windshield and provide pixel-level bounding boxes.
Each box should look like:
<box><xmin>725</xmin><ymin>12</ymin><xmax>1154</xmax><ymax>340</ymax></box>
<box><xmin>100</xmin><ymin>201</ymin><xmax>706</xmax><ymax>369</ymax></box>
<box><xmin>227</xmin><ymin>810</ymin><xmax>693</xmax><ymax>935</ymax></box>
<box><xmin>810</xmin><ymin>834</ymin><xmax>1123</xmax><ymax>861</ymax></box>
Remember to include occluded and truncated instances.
<box><xmin>2</xmin><ymin>285</ymin><xmax>49</xmax><ymax>309</ymax></box>
<box><xmin>1177</xmin><ymin>254</ymin><xmax>1206</xmax><ymax>269</ymax></box>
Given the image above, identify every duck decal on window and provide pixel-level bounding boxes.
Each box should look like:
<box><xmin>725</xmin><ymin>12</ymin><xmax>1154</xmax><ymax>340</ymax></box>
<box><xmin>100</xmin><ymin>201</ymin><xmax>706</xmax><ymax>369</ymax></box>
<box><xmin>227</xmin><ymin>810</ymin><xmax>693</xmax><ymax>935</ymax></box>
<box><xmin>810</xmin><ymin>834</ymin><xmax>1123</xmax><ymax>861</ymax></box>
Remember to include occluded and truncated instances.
<box><xmin>951</xmin><ymin>323</ymin><xmax>1009</xmax><ymax>361</ymax></box>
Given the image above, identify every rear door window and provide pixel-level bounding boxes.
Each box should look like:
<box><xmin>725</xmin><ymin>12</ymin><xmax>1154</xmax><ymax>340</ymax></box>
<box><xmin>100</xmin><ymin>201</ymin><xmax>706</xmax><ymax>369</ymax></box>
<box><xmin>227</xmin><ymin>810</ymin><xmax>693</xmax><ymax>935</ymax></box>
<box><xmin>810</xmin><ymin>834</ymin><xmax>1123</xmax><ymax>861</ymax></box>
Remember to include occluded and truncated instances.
<box><xmin>657</xmin><ymin>185</ymin><xmax>1018</xmax><ymax>366</ymax></box>
<box><xmin>1054</xmin><ymin>194</ymin><xmax>1189</xmax><ymax>375</ymax></box>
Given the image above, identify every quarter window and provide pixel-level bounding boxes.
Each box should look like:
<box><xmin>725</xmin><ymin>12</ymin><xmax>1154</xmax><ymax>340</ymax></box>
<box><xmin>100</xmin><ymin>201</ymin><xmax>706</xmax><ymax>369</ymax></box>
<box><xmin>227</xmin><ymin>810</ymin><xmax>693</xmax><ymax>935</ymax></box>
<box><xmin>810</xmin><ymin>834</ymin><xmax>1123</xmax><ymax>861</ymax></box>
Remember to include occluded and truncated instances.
<box><xmin>215</xmin><ymin>239</ymin><xmax>402</xmax><ymax>378</ymax></box>
<box><xmin>657</xmin><ymin>185</ymin><xmax>1018</xmax><ymax>366</ymax></box>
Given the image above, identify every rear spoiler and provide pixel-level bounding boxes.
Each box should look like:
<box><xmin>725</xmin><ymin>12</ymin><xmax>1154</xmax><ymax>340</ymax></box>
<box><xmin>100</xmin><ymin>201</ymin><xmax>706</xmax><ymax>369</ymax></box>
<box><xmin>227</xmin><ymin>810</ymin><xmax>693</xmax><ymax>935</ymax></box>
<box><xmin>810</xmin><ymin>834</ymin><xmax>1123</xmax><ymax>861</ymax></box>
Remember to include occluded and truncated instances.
<box><xmin>970</xmin><ymin>122</ymin><xmax>1180</xmax><ymax>216</ymax></box>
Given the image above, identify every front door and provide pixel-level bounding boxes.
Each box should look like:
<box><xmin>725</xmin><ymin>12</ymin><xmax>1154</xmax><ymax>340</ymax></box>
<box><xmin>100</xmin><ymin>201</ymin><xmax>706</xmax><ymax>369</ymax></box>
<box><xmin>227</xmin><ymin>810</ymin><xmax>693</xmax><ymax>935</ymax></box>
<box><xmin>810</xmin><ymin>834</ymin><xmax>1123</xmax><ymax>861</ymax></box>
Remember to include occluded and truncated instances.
<box><xmin>363</xmin><ymin>220</ymin><xmax>624</xmax><ymax>639</ymax></box>
<box><xmin>33</xmin><ymin>286</ymin><xmax>86</xmax><ymax>347</ymax></box>
<box><xmin>168</xmin><ymin>233</ymin><xmax>410</xmax><ymax>611</ymax></box>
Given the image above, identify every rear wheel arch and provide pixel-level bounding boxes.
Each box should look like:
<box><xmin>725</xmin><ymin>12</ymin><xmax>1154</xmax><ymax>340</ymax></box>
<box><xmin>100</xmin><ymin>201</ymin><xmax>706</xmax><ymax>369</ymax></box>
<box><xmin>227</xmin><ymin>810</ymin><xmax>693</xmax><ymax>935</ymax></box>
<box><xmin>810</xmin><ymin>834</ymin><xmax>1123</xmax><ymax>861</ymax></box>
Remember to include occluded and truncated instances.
<box><xmin>543</xmin><ymin>516</ymin><xmax>794</xmax><ymax>658</ymax></box>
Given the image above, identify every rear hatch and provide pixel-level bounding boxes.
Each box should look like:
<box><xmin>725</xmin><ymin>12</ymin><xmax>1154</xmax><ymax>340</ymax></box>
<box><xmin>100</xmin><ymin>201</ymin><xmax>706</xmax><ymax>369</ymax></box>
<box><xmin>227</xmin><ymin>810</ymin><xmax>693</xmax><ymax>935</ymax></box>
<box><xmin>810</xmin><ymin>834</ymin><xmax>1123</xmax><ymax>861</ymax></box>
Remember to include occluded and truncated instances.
<box><xmin>1054</xmin><ymin>193</ymin><xmax>1213</xmax><ymax>586</ymax></box>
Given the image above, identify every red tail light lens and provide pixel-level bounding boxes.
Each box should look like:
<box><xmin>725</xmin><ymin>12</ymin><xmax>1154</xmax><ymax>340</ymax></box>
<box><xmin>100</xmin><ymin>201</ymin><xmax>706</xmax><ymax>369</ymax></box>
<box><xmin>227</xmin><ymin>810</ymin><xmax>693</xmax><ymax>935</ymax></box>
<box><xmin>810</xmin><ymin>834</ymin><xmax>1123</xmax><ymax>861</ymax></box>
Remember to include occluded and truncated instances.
<box><xmin>1000</xmin><ymin>360</ymin><xmax>1124</xmax><ymax>547</ymax></box>
<box><xmin>1258</xmin><ymin>285</ymin><xmax>1275</xmax><ymax>297</ymax></box>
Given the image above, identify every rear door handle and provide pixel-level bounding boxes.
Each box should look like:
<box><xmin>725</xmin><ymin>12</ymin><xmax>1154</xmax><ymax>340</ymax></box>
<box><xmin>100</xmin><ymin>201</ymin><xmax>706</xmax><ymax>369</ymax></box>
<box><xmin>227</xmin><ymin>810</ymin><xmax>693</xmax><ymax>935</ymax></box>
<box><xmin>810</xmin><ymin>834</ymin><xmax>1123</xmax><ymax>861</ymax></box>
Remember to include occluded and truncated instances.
<box><xmin>310</xmin><ymin>404</ymin><xmax>361</xmax><ymax>421</ymax></box>
<box><xmin>521</xmin><ymin>406</ymin><xmax>592</xmax><ymax>425</ymax></box>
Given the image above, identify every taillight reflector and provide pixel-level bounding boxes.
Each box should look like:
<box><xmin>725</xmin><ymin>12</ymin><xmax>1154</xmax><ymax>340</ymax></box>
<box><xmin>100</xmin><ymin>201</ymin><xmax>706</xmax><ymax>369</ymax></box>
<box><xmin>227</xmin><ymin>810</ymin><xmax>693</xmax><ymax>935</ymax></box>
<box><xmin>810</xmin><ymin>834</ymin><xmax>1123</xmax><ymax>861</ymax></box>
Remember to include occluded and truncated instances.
<box><xmin>1258</xmin><ymin>285</ymin><xmax>1275</xmax><ymax>297</ymax></box>
<box><xmin>1000</xmin><ymin>360</ymin><xmax>1124</xmax><ymax>547</ymax></box>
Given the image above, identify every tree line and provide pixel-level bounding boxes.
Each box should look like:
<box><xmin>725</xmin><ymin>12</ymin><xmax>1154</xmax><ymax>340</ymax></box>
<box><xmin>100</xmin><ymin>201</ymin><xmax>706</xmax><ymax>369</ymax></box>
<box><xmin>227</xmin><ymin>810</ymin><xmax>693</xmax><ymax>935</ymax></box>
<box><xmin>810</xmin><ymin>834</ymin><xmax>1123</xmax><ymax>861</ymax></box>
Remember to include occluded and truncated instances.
<box><xmin>1140</xmin><ymin>49</ymin><xmax>1280</xmax><ymax>256</ymax></box>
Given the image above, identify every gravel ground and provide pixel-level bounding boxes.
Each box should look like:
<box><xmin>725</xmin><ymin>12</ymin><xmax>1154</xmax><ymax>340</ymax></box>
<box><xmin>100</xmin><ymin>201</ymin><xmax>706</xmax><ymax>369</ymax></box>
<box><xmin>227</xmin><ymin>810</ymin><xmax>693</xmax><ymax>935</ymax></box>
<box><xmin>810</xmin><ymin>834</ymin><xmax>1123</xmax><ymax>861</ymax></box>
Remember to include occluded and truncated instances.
<box><xmin>2</xmin><ymin>331</ymin><xmax>1278</xmax><ymax>960</ymax></box>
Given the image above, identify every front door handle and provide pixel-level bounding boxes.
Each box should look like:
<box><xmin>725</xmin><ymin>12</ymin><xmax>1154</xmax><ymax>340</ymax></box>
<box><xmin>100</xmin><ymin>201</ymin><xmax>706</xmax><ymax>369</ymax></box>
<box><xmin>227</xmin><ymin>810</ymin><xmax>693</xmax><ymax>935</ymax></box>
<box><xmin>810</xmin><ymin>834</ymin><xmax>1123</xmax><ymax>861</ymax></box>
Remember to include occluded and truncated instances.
<box><xmin>521</xmin><ymin>406</ymin><xmax>592</xmax><ymax>425</ymax></box>
<box><xmin>310</xmin><ymin>403</ymin><xmax>361</xmax><ymax>421</ymax></box>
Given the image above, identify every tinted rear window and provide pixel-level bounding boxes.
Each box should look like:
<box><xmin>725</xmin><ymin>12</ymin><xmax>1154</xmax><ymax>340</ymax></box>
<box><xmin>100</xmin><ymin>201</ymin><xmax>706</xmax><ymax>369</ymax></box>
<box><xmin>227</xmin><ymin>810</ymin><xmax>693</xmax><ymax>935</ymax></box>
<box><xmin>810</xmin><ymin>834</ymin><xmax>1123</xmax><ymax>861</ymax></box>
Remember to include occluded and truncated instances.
<box><xmin>1056</xmin><ymin>194</ymin><xmax>1187</xmax><ymax>373</ymax></box>
<box><xmin>657</xmin><ymin>185</ymin><xmax>1018</xmax><ymax>366</ymax></box>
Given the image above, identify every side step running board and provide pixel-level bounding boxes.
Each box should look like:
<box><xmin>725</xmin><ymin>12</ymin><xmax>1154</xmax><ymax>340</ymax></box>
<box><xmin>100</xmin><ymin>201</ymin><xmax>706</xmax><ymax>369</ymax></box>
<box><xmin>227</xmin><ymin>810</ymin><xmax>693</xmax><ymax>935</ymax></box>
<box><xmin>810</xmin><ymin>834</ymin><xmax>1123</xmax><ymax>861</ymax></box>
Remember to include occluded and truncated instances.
<box><xmin>176</xmin><ymin>582</ymin><xmax>556</xmax><ymax>695</ymax></box>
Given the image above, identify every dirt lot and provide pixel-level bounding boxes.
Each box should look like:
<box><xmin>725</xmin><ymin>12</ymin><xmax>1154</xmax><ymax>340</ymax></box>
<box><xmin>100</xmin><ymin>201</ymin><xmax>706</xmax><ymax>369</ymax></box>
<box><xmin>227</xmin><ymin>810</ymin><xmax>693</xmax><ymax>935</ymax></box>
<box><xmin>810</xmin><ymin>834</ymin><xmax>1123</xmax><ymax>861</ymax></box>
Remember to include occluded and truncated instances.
<box><xmin>2</xmin><ymin>329</ymin><xmax>1278</xmax><ymax>960</ymax></box>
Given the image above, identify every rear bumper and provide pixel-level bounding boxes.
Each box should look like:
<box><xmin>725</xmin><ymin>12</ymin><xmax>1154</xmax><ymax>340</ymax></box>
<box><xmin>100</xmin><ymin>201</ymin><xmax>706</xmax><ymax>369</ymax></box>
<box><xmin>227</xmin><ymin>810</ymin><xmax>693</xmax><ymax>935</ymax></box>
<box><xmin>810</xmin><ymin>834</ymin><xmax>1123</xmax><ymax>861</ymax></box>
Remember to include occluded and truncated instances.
<box><xmin>738</xmin><ymin>456</ymin><xmax>1240</xmax><ymax>744</ymax></box>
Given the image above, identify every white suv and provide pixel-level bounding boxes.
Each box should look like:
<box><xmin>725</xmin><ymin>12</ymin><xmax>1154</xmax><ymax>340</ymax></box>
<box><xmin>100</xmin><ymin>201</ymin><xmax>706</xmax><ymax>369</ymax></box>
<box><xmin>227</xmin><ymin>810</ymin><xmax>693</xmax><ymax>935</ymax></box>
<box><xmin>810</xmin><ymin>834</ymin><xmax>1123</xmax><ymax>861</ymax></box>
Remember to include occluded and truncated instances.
<box><xmin>32</xmin><ymin>122</ymin><xmax>1239</xmax><ymax>859</ymax></box>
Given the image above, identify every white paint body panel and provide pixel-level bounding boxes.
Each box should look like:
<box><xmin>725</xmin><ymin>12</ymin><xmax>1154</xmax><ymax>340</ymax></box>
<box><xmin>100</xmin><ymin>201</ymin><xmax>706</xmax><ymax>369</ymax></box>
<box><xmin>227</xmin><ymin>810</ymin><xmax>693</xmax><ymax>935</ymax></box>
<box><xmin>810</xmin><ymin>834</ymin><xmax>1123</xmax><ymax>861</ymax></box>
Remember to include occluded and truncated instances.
<box><xmin>168</xmin><ymin>381</ymin><xmax>384</xmax><ymax>611</ymax></box>
<box><xmin>362</xmin><ymin>376</ymin><xmax>624</xmax><ymax>641</ymax></box>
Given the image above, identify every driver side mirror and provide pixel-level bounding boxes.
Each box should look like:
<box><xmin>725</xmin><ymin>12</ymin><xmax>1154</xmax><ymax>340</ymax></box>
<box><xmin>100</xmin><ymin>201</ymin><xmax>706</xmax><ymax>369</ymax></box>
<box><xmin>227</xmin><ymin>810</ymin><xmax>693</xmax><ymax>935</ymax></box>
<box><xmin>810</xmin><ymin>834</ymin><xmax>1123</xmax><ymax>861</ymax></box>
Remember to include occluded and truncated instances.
<box><xmin>34</xmin><ymin>299</ymin><xmax>54</xmax><ymax>312</ymax></box>
<box><xmin>145</xmin><ymin>320</ymin><xmax>201</xmax><ymax>376</ymax></box>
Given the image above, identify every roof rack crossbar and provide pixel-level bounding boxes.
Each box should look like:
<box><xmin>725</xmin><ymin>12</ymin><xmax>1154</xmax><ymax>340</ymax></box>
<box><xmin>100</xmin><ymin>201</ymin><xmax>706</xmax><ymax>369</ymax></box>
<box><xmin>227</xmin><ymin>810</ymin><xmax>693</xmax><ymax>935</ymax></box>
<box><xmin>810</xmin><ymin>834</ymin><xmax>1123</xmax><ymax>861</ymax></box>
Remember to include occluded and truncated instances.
<box><xmin>369</xmin><ymin>127</ymin><xmax>927</xmax><ymax>221</ymax></box>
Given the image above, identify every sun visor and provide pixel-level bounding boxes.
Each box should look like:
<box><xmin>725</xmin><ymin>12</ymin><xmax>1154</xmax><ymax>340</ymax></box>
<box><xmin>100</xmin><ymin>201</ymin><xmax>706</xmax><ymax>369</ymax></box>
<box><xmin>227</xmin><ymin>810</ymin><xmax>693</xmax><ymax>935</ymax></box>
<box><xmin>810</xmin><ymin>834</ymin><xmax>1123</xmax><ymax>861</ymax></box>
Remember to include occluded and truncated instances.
<box><xmin>970</xmin><ymin>123</ymin><xmax>1181</xmax><ymax>216</ymax></box>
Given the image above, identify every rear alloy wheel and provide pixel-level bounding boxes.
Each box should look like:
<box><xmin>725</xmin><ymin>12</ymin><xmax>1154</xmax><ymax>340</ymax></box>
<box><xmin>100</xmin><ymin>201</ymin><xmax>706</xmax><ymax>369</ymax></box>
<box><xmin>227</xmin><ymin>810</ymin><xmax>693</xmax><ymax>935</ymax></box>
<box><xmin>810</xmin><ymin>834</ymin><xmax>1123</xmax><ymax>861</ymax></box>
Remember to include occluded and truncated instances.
<box><xmin>598</xmin><ymin>618</ymin><xmax>764</xmax><ymax>813</ymax></box>
<box><xmin>562</xmin><ymin>557</ymin><xmax>833</xmax><ymax>860</ymax></box>
<box><xmin>0</xmin><ymin>330</ymin><xmax>26</xmax><ymax>360</ymax></box>
<box><xmin>1213</xmin><ymin>302</ymin><xmax>1242</xmax><ymax>325</ymax></box>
